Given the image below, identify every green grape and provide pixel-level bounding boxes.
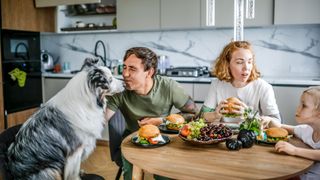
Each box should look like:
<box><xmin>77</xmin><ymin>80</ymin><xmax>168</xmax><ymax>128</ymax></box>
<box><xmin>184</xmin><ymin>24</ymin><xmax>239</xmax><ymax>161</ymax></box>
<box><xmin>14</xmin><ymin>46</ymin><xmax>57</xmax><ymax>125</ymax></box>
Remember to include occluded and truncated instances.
<box><xmin>187</xmin><ymin>119</ymin><xmax>206</xmax><ymax>139</ymax></box>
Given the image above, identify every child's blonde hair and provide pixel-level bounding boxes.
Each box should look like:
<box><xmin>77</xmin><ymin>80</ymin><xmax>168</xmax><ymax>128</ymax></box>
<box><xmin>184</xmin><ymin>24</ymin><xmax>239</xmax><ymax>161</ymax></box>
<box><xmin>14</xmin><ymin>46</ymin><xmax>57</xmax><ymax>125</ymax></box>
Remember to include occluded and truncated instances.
<box><xmin>303</xmin><ymin>86</ymin><xmax>320</xmax><ymax>111</ymax></box>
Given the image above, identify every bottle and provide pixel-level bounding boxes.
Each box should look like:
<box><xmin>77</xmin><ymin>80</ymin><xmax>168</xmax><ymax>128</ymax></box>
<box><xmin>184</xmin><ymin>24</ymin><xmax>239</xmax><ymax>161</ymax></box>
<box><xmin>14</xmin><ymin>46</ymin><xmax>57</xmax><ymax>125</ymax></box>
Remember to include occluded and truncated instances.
<box><xmin>118</xmin><ymin>64</ymin><xmax>123</xmax><ymax>74</ymax></box>
<box><xmin>63</xmin><ymin>62</ymin><xmax>71</xmax><ymax>73</ymax></box>
<box><xmin>157</xmin><ymin>55</ymin><xmax>169</xmax><ymax>75</ymax></box>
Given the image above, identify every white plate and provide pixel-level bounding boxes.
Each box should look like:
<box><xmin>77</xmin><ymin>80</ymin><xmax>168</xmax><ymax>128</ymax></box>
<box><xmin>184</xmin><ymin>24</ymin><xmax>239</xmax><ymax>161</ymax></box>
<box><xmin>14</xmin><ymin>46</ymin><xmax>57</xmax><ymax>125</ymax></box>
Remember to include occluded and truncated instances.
<box><xmin>222</xmin><ymin>116</ymin><xmax>243</xmax><ymax>123</ymax></box>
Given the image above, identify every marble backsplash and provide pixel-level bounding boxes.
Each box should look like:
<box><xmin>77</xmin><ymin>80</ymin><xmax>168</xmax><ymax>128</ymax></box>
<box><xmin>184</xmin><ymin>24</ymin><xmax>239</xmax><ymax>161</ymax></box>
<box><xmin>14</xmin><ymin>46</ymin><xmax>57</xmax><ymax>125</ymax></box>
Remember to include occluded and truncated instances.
<box><xmin>41</xmin><ymin>24</ymin><xmax>320</xmax><ymax>78</ymax></box>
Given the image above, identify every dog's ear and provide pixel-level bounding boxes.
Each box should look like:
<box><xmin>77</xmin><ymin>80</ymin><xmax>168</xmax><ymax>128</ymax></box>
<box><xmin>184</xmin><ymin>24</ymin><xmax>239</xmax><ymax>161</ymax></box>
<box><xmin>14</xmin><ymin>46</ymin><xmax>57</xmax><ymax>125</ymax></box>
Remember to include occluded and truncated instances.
<box><xmin>81</xmin><ymin>58</ymin><xmax>102</xmax><ymax>71</ymax></box>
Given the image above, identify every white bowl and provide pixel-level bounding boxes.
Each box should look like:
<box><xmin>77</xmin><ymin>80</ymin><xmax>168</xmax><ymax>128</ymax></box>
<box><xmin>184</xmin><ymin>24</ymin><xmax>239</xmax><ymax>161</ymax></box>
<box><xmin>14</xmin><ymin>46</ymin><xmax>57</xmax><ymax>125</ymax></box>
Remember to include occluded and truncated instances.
<box><xmin>221</xmin><ymin>116</ymin><xmax>243</xmax><ymax>123</ymax></box>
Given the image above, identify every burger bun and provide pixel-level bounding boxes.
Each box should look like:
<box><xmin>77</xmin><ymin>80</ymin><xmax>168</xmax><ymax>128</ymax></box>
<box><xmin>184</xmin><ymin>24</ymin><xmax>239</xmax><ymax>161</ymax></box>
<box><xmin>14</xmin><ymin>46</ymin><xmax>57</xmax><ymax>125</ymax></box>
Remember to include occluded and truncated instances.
<box><xmin>166</xmin><ymin>114</ymin><xmax>185</xmax><ymax>124</ymax></box>
<box><xmin>223</xmin><ymin>97</ymin><xmax>242</xmax><ymax>113</ymax></box>
<box><xmin>266</xmin><ymin>127</ymin><xmax>288</xmax><ymax>138</ymax></box>
<box><xmin>138</xmin><ymin>124</ymin><xmax>160</xmax><ymax>139</ymax></box>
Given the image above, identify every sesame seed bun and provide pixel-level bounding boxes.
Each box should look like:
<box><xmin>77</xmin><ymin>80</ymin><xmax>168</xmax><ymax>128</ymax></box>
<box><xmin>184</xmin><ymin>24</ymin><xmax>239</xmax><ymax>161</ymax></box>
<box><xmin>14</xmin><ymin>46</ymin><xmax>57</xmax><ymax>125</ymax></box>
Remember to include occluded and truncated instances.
<box><xmin>222</xmin><ymin>97</ymin><xmax>242</xmax><ymax>116</ymax></box>
<box><xmin>166</xmin><ymin>114</ymin><xmax>185</xmax><ymax>124</ymax></box>
<box><xmin>266</xmin><ymin>127</ymin><xmax>288</xmax><ymax>138</ymax></box>
<box><xmin>138</xmin><ymin>124</ymin><xmax>160</xmax><ymax>139</ymax></box>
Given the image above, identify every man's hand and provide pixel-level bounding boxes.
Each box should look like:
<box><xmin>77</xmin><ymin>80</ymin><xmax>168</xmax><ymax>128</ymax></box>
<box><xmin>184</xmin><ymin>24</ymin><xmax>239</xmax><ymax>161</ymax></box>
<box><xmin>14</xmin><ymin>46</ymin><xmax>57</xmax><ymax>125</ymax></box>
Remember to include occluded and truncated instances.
<box><xmin>138</xmin><ymin>117</ymin><xmax>162</xmax><ymax>127</ymax></box>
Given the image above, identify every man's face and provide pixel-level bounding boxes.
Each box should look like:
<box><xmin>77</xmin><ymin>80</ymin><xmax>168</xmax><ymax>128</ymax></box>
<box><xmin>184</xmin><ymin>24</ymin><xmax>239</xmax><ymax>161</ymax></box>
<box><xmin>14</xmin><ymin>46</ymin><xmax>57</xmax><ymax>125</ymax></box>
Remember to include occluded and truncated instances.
<box><xmin>122</xmin><ymin>54</ymin><xmax>153</xmax><ymax>91</ymax></box>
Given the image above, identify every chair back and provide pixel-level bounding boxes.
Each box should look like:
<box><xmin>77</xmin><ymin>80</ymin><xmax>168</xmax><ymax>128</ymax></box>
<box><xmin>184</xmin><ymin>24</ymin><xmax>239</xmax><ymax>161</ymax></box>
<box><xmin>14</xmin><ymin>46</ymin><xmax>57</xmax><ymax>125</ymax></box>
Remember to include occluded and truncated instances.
<box><xmin>108</xmin><ymin>110</ymin><xmax>126</xmax><ymax>167</ymax></box>
<box><xmin>0</xmin><ymin>124</ymin><xmax>22</xmax><ymax>180</ymax></box>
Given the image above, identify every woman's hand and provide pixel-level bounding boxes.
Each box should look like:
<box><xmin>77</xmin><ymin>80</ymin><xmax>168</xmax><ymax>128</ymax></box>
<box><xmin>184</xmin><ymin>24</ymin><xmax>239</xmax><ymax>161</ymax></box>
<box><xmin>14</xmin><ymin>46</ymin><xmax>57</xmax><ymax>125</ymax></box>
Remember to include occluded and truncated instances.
<box><xmin>138</xmin><ymin>117</ymin><xmax>162</xmax><ymax>127</ymax></box>
<box><xmin>218</xmin><ymin>99</ymin><xmax>247</xmax><ymax>115</ymax></box>
<box><xmin>216</xmin><ymin>100</ymin><xmax>228</xmax><ymax>115</ymax></box>
<box><xmin>275</xmin><ymin>141</ymin><xmax>297</xmax><ymax>156</ymax></box>
<box><xmin>203</xmin><ymin>112</ymin><xmax>221</xmax><ymax>122</ymax></box>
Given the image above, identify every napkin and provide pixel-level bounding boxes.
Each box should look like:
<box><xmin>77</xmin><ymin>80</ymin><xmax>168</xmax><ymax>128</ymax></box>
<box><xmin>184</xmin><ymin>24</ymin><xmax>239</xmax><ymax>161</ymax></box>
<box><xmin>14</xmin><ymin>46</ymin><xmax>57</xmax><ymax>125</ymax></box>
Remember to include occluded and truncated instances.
<box><xmin>8</xmin><ymin>68</ymin><xmax>27</xmax><ymax>87</ymax></box>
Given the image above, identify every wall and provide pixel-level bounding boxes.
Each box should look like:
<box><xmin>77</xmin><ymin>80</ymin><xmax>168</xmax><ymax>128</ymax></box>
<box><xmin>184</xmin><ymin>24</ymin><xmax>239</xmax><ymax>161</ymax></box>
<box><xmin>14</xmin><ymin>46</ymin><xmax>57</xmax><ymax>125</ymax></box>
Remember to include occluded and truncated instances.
<box><xmin>41</xmin><ymin>24</ymin><xmax>320</xmax><ymax>78</ymax></box>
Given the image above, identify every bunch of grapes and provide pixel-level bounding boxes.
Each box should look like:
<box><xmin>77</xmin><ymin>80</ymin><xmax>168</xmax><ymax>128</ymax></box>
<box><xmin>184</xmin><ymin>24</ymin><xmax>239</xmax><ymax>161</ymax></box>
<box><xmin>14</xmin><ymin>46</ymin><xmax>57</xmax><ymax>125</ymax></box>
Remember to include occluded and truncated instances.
<box><xmin>198</xmin><ymin>124</ymin><xmax>232</xmax><ymax>141</ymax></box>
<box><xmin>187</xmin><ymin>118</ymin><xmax>206</xmax><ymax>140</ymax></box>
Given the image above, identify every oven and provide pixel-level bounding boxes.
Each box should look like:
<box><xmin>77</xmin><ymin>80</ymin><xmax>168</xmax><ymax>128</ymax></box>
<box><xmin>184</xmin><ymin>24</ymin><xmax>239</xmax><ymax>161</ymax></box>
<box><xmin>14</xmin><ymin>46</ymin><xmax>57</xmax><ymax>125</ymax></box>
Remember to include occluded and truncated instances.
<box><xmin>1</xmin><ymin>29</ymin><xmax>42</xmax><ymax>128</ymax></box>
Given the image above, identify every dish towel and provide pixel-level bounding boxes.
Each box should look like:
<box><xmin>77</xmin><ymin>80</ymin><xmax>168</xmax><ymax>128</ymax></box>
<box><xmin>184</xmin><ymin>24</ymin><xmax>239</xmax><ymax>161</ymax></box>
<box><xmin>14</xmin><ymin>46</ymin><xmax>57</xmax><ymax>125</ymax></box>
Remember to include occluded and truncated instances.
<box><xmin>8</xmin><ymin>68</ymin><xmax>27</xmax><ymax>87</ymax></box>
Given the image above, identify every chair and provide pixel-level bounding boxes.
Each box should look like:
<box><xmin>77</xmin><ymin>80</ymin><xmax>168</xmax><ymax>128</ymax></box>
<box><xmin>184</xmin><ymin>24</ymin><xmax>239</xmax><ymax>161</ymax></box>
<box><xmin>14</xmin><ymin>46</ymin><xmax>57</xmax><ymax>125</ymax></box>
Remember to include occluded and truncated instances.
<box><xmin>0</xmin><ymin>124</ymin><xmax>104</xmax><ymax>180</ymax></box>
<box><xmin>0</xmin><ymin>124</ymin><xmax>22</xmax><ymax>180</ymax></box>
<box><xmin>108</xmin><ymin>110</ymin><xmax>126</xmax><ymax>180</ymax></box>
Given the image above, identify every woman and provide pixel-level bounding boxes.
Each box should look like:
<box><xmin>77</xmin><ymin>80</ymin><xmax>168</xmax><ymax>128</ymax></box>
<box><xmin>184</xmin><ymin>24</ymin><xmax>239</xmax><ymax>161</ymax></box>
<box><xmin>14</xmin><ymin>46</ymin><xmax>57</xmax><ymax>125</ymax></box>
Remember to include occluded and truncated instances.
<box><xmin>201</xmin><ymin>41</ymin><xmax>281</xmax><ymax>123</ymax></box>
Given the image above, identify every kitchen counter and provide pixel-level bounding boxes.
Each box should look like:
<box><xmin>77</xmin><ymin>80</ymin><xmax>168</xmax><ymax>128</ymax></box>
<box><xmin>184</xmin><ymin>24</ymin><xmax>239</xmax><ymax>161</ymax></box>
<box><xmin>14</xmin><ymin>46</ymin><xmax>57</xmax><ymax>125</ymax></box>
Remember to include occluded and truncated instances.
<box><xmin>42</xmin><ymin>73</ymin><xmax>320</xmax><ymax>86</ymax></box>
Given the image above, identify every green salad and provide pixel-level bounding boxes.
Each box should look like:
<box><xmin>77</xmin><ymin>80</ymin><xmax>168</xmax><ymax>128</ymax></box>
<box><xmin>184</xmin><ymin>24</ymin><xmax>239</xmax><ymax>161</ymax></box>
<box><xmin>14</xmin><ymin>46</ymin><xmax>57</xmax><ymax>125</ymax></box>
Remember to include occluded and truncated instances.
<box><xmin>239</xmin><ymin>108</ymin><xmax>261</xmax><ymax>135</ymax></box>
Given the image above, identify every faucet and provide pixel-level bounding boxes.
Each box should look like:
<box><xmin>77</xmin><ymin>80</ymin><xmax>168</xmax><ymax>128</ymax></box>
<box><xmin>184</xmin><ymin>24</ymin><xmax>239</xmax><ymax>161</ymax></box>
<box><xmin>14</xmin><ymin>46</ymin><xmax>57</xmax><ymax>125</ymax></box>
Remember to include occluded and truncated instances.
<box><xmin>94</xmin><ymin>40</ymin><xmax>107</xmax><ymax>67</ymax></box>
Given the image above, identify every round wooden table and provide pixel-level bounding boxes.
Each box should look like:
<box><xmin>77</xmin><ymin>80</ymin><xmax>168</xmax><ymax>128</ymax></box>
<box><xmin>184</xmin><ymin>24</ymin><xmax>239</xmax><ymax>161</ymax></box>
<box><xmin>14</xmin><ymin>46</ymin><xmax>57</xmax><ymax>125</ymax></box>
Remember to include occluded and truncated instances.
<box><xmin>122</xmin><ymin>133</ymin><xmax>314</xmax><ymax>180</ymax></box>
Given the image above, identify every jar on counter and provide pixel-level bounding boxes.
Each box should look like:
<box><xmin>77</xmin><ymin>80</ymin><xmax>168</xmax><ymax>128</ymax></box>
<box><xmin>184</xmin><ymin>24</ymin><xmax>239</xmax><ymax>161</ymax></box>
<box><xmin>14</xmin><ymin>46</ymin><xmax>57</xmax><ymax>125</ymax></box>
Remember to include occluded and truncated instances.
<box><xmin>63</xmin><ymin>62</ymin><xmax>71</xmax><ymax>73</ymax></box>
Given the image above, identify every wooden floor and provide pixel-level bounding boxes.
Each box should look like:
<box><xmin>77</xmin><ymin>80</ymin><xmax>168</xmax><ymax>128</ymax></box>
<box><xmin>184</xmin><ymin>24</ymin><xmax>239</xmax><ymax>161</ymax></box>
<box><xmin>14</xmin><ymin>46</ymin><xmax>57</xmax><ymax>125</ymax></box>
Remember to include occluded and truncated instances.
<box><xmin>81</xmin><ymin>143</ymin><xmax>121</xmax><ymax>179</ymax></box>
<box><xmin>81</xmin><ymin>142</ymin><xmax>152</xmax><ymax>180</ymax></box>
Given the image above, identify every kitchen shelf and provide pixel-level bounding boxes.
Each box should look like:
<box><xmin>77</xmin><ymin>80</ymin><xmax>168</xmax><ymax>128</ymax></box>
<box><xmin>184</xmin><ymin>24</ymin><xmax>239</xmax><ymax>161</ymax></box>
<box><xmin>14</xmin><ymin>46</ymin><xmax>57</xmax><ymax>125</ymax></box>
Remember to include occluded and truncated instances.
<box><xmin>60</xmin><ymin>26</ymin><xmax>116</xmax><ymax>32</ymax></box>
<box><xmin>56</xmin><ymin>0</ymin><xmax>116</xmax><ymax>33</ymax></box>
<box><xmin>66</xmin><ymin>11</ymin><xmax>116</xmax><ymax>17</ymax></box>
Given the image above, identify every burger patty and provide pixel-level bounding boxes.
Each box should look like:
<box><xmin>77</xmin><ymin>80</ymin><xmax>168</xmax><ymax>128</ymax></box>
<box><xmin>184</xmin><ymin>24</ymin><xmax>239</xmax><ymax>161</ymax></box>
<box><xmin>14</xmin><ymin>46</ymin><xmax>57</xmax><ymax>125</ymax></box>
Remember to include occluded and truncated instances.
<box><xmin>267</xmin><ymin>136</ymin><xmax>288</xmax><ymax>143</ymax></box>
<box><xmin>166</xmin><ymin>123</ymin><xmax>183</xmax><ymax>130</ymax></box>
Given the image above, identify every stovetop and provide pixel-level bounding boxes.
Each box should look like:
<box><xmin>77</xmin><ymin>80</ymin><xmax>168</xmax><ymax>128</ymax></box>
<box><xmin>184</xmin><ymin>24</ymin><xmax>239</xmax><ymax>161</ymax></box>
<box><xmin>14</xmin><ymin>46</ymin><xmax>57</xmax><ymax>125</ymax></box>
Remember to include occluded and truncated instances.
<box><xmin>165</xmin><ymin>66</ymin><xmax>210</xmax><ymax>77</ymax></box>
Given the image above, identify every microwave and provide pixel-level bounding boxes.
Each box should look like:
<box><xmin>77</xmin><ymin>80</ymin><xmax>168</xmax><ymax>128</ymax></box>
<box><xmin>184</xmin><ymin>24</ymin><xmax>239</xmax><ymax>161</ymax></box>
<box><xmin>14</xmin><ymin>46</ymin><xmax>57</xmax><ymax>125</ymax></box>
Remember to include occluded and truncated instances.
<box><xmin>1</xmin><ymin>29</ymin><xmax>40</xmax><ymax>61</ymax></box>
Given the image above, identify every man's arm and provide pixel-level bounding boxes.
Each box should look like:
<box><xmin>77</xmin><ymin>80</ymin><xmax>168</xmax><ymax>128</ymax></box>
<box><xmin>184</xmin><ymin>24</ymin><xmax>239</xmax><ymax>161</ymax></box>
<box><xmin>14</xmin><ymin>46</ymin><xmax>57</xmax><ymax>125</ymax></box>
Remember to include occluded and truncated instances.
<box><xmin>105</xmin><ymin>108</ymin><xmax>116</xmax><ymax>122</ymax></box>
<box><xmin>178</xmin><ymin>96</ymin><xmax>199</xmax><ymax>121</ymax></box>
<box><xmin>197</xmin><ymin>105</ymin><xmax>223</xmax><ymax>122</ymax></box>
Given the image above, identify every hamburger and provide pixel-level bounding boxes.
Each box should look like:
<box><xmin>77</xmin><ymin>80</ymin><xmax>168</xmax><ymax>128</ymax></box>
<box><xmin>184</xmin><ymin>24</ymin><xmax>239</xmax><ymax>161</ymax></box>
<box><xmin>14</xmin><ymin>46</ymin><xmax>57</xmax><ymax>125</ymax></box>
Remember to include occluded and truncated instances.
<box><xmin>137</xmin><ymin>124</ymin><xmax>165</xmax><ymax>145</ymax></box>
<box><xmin>265</xmin><ymin>127</ymin><xmax>289</xmax><ymax>143</ymax></box>
<box><xmin>165</xmin><ymin>114</ymin><xmax>185</xmax><ymax>130</ymax></box>
<box><xmin>222</xmin><ymin>97</ymin><xmax>242</xmax><ymax>118</ymax></box>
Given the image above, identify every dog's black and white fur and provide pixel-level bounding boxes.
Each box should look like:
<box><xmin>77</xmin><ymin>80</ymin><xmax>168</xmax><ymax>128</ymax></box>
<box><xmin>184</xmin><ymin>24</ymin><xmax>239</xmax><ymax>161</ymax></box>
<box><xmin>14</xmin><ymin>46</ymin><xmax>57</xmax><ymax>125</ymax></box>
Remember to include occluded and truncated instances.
<box><xmin>7</xmin><ymin>59</ymin><xmax>123</xmax><ymax>180</ymax></box>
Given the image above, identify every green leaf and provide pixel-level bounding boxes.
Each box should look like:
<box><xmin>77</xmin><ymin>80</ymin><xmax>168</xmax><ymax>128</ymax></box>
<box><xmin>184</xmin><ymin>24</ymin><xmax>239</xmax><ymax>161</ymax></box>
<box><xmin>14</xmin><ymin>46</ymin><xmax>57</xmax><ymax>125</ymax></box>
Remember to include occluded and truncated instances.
<box><xmin>139</xmin><ymin>140</ymin><xmax>149</xmax><ymax>144</ymax></box>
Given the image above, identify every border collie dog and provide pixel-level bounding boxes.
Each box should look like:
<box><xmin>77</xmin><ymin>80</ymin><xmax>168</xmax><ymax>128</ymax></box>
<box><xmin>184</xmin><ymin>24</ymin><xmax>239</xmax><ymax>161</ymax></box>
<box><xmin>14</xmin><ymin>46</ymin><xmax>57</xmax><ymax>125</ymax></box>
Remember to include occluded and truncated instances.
<box><xmin>7</xmin><ymin>59</ymin><xmax>124</xmax><ymax>180</ymax></box>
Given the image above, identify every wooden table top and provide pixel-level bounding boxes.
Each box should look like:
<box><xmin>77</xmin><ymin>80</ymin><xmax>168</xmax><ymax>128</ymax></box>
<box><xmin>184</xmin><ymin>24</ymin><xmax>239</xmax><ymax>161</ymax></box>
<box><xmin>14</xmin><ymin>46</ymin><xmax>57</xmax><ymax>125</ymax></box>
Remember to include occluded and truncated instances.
<box><xmin>121</xmin><ymin>133</ymin><xmax>314</xmax><ymax>180</ymax></box>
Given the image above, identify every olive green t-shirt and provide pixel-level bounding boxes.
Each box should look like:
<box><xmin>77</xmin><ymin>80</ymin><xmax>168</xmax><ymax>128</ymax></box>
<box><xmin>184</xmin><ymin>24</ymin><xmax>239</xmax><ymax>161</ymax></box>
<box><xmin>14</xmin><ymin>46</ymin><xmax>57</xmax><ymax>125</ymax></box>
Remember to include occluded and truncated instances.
<box><xmin>106</xmin><ymin>75</ymin><xmax>189</xmax><ymax>132</ymax></box>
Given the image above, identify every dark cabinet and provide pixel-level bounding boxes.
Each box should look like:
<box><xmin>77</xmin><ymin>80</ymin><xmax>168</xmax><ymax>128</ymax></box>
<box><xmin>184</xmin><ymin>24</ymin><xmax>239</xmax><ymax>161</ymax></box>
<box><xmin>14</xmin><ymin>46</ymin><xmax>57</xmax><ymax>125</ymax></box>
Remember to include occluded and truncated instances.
<box><xmin>1</xmin><ymin>0</ymin><xmax>55</xmax><ymax>32</ymax></box>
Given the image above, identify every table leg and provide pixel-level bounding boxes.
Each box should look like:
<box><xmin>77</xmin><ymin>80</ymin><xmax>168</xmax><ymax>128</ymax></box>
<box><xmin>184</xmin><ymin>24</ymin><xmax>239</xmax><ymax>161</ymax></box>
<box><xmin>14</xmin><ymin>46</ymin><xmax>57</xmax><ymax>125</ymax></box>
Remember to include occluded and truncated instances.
<box><xmin>132</xmin><ymin>165</ymin><xmax>144</xmax><ymax>180</ymax></box>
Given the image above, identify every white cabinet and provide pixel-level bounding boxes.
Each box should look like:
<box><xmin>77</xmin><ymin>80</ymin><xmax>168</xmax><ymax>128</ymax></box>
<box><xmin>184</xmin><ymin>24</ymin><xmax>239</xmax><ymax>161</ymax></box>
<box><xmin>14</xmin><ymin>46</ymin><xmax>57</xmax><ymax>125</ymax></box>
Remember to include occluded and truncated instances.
<box><xmin>117</xmin><ymin>0</ymin><xmax>212</xmax><ymax>31</ymax></box>
<box><xmin>215</xmin><ymin>0</ymin><xmax>274</xmax><ymax>27</ymax></box>
<box><xmin>180</xmin><ymin>83</ymin><xmax>194</xmax><ymax>98</ymax></box>
<box><xmin>274</xmin><ymin>0</ymin><xmax>320</xmax><ymax>25</ymax></box>
<box><xmin>42</xmin><ymin>78</ymin><xmax>70</xmax><ymax>102</ymax></box>
<box><xmin>117</xmin><ymin>0</ymin><xmax>160</xmax><ymax>31</ymax></box>
<box><xmin>193</xmin><ymin>83</ymin><xmax>211</xmax><ymax>102</ymax></box>
<box><xmin>273</xmin><ymin>86</ymin><xmax>308</xmax><ymax>125</ymax></box>
<box><xmin>161</xmin><ymin>0</ymin><xmax>201</xmax><ymax>29</ymax></box>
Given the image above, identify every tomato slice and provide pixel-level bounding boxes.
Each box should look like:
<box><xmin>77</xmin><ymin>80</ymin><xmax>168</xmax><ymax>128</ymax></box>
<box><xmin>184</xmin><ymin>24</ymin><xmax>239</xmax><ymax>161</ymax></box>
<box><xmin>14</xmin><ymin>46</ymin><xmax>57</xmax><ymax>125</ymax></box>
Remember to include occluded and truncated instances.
<box><xmin>148</xmin><ymin>138</ymin><xmax>158</xmax><ymax>145</ymax></box>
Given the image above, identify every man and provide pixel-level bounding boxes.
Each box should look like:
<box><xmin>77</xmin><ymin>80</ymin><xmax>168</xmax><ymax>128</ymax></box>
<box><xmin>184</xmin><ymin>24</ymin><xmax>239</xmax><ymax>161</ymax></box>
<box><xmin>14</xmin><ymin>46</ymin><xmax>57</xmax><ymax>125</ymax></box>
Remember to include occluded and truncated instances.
<box><xmin>105</xmin><ymin>47</ymin><xmax>197</xmax><ymax>180</ymax></box>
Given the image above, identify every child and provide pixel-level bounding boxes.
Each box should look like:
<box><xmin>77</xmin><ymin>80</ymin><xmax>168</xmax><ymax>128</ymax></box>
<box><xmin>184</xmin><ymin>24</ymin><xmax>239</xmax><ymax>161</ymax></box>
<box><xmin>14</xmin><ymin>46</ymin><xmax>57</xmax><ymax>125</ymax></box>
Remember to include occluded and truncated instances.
<box><xmin>266</xmin><ymin>86</ymin><xmax>320</xmax><ymax>180</ymax></box>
